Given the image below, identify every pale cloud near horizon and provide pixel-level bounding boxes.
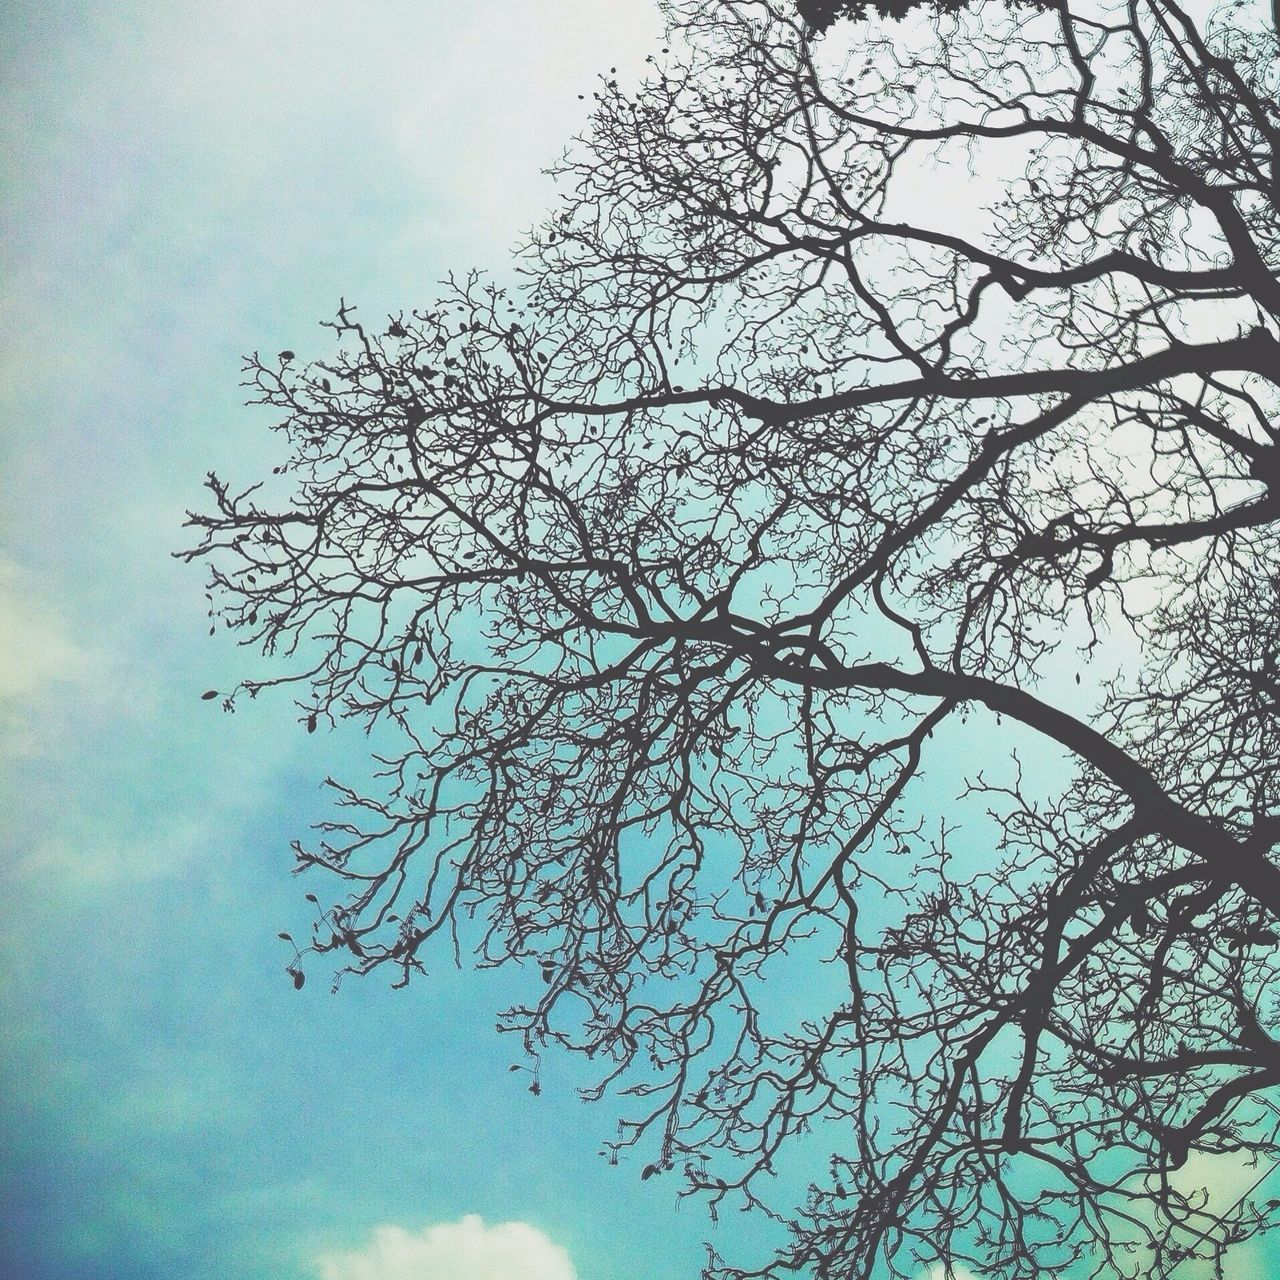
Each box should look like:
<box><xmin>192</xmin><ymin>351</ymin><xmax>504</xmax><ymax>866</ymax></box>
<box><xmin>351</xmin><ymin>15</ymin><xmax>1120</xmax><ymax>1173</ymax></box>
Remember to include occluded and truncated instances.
<box><xmin>316</xmin><ymin>1217</ymin><xmax>577</xmax><ymax>1280</ymax></box>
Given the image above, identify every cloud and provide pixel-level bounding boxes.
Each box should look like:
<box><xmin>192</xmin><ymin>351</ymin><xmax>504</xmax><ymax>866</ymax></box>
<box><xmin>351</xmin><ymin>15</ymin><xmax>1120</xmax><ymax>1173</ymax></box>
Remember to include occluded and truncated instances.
<box><xmin>10</xmin><ymin>818</ymin><xmax>209</xmax><ymax>889</ymax></box>
<box><xmin>0</xmin><ymin>553</ymin><xmax>107</xmax><ymax>760</ymax></box>
<box><xmin>387</xmin><ymin>0</ymin><xmax>662</xmax><ymax>258</ymax></box>
<box><xmin>919</xmin><ymin>1266</ymin><xmax>982</xmax><ymax>1280</ymax></box>
<box><xmin>316</xmin><ymin>1216</ymin><xmax>577</xmax><ymax>1280</ymax></box>
<box><xmin>0</xmin><ymin>554</ymin><xmax>95</xmax><ymax>702</ymax></box>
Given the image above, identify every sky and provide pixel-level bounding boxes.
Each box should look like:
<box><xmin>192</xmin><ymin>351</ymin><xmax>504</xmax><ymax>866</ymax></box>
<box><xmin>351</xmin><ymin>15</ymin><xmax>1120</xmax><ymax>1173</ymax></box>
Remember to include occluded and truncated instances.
<box><xmin>2</xmin><ymin>3</ymin><xmax>1277</xmax><ymax>1279</ymax></box>
<box><xmin>0</xmin><ymin>3</ymin><xmax>730</xmax><ymax>1278</ymax></box>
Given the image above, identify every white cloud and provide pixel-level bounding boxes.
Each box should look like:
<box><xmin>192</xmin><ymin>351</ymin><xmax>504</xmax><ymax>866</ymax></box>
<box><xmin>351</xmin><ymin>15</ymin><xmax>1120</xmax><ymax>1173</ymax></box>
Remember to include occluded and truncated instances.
<box><xmin>316</xmin><ymin>1216</ymin><xmax>577</xmax><ymax>1280</ymax></box>
<box><xmin>10</xmin><ymin>818</ymin><xmax>208</xmax><ymax>889</ymax></box>
<box><xmin>1169</xmin><ymin>1147</ymin><xmax>1271</xmax><ymax>1212</ymax></box>
<box><xmin>918</xmin><ymin>1266</ymin><xmax>982</xmax><ymax>1280</ymax></box>
<box><xmin>0</xmin><ymin>554</ymin><xmax>95</xmax><ymax>701</ymax></box>
<box><xmin>387</xmin><ymin>0</ymin><xmax>662</xmax><ymax>256</ymax></box>
<box><xmin>0</xmin><ymin>553</ymin><xmax>109</xmax><ymax>760</ymax></box>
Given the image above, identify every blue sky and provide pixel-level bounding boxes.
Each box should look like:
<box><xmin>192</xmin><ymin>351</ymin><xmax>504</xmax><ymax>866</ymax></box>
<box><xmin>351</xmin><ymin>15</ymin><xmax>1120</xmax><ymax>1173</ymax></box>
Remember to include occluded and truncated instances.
<box><xmin>3</xmin><ymin>3</ymin><xmax>1277</xmax><ymax>1279</ymax></box>
<box><xmin>0</xmin><ymin>3</ymin><xmax>736</xmax><ymax>1277</ymax></box>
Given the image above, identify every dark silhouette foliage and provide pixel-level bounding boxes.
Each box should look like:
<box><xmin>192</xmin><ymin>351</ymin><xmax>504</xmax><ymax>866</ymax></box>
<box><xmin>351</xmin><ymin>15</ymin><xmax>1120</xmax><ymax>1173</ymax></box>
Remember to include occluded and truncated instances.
<box><xmin>185</xmin><ymin>0</ymin><xmax>1280</xmax><ymax>1276</ymax></box>
<box><xmin>797</xmin><ymin>0</ymin><xmax>972</xmax><ymax>29</ymax></box>
<box><xmin>796</xmin><ymin>0</ymin><xmax>1060</xmax><ymax>30</ymax></box>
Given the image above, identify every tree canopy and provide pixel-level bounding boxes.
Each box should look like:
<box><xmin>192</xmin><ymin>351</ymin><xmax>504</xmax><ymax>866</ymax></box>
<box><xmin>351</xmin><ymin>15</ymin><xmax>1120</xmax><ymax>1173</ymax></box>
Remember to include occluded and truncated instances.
<box><xmin>796</xmin><ymin>0</ymin><xmax>982</xmax><ymax>30</ymax></box>
<box><xmin>185</xmin><ymin>0</ymin><xmax>1280</xmax><ymax>1275</ymax></box>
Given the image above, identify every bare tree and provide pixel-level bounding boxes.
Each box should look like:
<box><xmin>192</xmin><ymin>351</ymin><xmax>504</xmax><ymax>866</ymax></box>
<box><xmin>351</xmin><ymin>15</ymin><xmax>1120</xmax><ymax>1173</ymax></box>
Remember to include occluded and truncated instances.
<box><xmin>183</xmin><ymin>0</ymin><xmax>1280</xmax><ymax>1275</ymax></box>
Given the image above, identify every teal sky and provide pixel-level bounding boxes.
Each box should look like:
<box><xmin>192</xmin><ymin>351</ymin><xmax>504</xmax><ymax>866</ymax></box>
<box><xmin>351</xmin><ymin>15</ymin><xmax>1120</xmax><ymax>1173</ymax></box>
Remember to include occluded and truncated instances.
<box><xmin>3</xmin><ymin>3</ymin><xmax>1277</xmax><ymax>1279</ymax></box>
<box><xmin>0</xmin><ymin>4</ymin><xmax>731</xmax><ymax>1277</ymax></box>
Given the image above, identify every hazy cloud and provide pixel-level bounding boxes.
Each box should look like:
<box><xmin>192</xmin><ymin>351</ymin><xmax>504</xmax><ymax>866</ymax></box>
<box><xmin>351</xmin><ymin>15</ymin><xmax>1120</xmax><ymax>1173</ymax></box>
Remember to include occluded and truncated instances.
<box><xmin>316</xmin><ymin>1216</ymin><xmax>577</xmax><ymax>1280</ymax></box>
<box><xmin>10</xmin><ymin>818</ymin><xmax>208</xmax><ymax>889</ymax></box>
<box><xmin>1170</xmin><ymin>1147</ymin><xmax>1271</xmax><ymax>1210</ymax></box>
<box><xmin>0</xmin><ymin>553</ymin><xmax>105</xmax><ymax>760</ymax></box>
<box><xmin>0</xmin><ymin>555</ymin><xmax>94</xmax><ymax>702</ymax></box>
<box><xmin>919</xmin><ymin>1265</ymin><xmax>982</xmax><ymax>1280</ymax></box>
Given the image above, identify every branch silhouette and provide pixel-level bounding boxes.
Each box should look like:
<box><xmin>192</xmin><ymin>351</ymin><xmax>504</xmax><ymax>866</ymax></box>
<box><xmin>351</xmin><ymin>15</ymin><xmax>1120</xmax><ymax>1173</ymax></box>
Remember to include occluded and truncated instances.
<box><xmin>183</xmin><ymin>1</ymin><xmax>1280</xmax><ymax>1276</ymax></box>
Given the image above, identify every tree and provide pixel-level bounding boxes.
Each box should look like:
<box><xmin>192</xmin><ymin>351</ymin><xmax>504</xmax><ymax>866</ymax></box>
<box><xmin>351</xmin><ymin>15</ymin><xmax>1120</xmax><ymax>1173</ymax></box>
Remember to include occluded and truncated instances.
<box><xmin>794</xmin><ymin>0</ymin><xmax>986</xmax><ymax>30</ymax></box>
<box><xmin>183</xmin><ymin>0</ymin><xmax>1280</xmax><ymax>1275</ymax></box>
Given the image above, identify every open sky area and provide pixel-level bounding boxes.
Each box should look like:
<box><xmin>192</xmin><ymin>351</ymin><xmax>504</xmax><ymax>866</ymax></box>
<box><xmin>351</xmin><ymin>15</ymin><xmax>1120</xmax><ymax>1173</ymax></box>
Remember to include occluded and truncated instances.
<box><xmin>3</xmin><ymin>3</ymin><xmax>1279</xmax><ymax>1279</ymax></box>
<box><xmin>0</xmin><ymin>3</ymin><xmax>730</xmax><ymax>1277</ymax></box>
